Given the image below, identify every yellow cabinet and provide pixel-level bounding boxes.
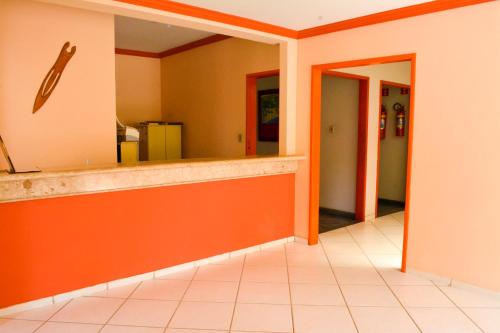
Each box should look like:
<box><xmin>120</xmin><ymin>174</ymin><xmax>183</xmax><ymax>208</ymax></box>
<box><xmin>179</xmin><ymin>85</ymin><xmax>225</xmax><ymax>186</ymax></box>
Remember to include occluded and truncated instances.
<box><xmin>139</xmin><ymin>123</ymin><xmax>182</xmax><ymax>161</ymax></box>
<box><xmin>120</xmin><ymin>141</ymin><xmax>138</xmax><ymax>164</ymax></box>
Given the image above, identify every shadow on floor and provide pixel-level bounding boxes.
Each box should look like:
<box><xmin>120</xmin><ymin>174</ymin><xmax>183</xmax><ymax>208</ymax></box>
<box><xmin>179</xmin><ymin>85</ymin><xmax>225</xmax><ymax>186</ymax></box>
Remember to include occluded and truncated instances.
<box><xmin>319</xmin><ymin>208</ymin><xmax>358</xmax><ymax>233</ymax></box>
<box><xmin>377</xmin><ymin>198</ymin><xmax>405</xmax><ymax>217</ymax></box>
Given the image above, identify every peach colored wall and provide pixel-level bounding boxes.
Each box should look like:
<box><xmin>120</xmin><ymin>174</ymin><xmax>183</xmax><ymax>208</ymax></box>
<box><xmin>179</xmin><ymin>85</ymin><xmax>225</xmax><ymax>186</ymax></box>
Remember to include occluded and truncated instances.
<box><xmin>296</xmin><ymin>1</ymin><xmax>500</xmax><ymax>291</ymax></box>
<box><xmin>161</xmin><ymin>38</ymin><xmax>279</xmax><ymax>158</ymax></box>
<box><xmin>335</xmin><ymin>62</ymin><xmax>411</xmax><ymax>218</ymax></box>
<box><xmin>115</xmin><ymin>54</ymin><xmax>162</xmax><ymax>126</ymax></box>
<box><xmin>0</xmin><ymin>0</ymin><xmax>116</xmax><ymax>170</ymax></box>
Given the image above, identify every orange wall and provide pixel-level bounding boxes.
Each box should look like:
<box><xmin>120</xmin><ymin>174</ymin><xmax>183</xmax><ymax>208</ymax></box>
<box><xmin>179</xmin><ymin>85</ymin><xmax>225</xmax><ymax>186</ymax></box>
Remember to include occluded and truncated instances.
<box><xmin>115</xmin><ymin>54</ymin><xmax>162</xmax><ymax>126</ymax></box>
<box><xmin>161</xmin><ymin>38</ymin><xmax>279</xmax><ymax>158</ymax></box>
<box><xmin>0</xmin><ymin>174</ymin><xmax>295</xmax><ymax>308</ymax></box>
<box><xmin>296</xmin><ymin>1</ymin><xmax>500</xmax><ymax>291</ymax></box>
<box><xmin>0</xmin><ymin>0</ymin><xmax>117</xmax><ymax>170</ymax></box>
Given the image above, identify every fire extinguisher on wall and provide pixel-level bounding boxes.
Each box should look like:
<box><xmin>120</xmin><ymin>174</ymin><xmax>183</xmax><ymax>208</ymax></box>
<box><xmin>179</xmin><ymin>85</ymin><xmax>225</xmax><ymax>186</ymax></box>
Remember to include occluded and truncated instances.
<box><xmin>380</xmin><ymin>105</ymin><xmax>387</xmax><ymax>140</ymax></box>
<box><xmin>394</xmin><ymin>103</ymin><xmax>405</xmax><ymax>137</ymax></box>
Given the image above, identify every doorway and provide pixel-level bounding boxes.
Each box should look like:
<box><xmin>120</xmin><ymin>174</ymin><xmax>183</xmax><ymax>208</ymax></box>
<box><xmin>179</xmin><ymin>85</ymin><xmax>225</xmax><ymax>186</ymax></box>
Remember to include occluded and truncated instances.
<box><xmin>319</xmin><ymin>71</ymin><xmax>368</xmax><ymax>233</ymax></box>
<box><xmin>246</xmin><ymin>70</ymin><xmax>280</xmax><ymax>155</ymax></box>
<box><xmin>376</xmin><ymin>81</ymin><xmax>411</xmax><ymax>218</ymax></box>
<box><xmin>309</xmin><ymin>54</ymin><xmax>416</xmax><ymax>272</ymax></box>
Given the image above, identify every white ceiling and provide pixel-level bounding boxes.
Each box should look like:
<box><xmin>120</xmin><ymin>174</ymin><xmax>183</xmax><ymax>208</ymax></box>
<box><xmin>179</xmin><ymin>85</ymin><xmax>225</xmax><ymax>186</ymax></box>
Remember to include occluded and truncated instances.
<box><xmin>173</xmin><ymin>0</ymin><xmax>433</xmax><ymax>30</ymax></box>
<box><xmin>115</xmin><ymin>16</ymin><xmax>215</xmax><ymax>53</ymax></box>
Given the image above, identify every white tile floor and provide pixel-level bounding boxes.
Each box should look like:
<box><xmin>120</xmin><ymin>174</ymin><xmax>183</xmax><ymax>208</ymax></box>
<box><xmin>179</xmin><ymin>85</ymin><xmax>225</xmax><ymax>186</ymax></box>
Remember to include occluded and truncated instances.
<box><xmin>2</xmin><ymin>211</ymin><xmax>500</xmax><ymax>333</ymax></box>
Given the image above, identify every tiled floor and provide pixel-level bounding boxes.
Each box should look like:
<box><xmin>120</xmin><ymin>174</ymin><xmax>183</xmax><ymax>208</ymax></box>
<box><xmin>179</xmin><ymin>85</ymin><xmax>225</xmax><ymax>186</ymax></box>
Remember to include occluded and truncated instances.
<box><xmin>2</xmin><ymin>211</ymin><xmax>500</xmax><ymax>333</ymax></box>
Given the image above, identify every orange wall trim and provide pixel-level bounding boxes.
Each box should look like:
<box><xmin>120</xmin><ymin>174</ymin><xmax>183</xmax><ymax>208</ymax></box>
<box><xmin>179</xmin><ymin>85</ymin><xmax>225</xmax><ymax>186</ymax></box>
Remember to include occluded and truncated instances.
<box><xmin>0</xmin><ymin>174</ymin><xmax>295</xmax><ymax>308</ymax></box>
<box><xmin>298</xmin><ymin>0</ymin><xmax>495</xmax><ymax>38</ymax></box>
<box><xmin>116</xmin><ymin>35</ymin><xmax>231</xmax><ymax>59</ymax></box>
<box><xmin>116</xmin><ymin>0</ymin><xmax>298</xmax><ymax>38</ymax></box>
<box><xmin>115</xmin><ymin>48</ymin><xmax>162</xmax><ymax>58</ymax></box>
<box><xmin>116</xmin><ymin>0</ymin><xmax>492</xmax><ymax>39</ymax></box>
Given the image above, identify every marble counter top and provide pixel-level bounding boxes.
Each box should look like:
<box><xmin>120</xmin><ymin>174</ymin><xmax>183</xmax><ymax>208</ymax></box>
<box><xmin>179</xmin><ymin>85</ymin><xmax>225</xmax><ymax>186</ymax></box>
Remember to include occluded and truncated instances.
<box><xmin>0</xmin><ymin>156</ymin><xmax>304</xmax><ymax>203</ymax></box>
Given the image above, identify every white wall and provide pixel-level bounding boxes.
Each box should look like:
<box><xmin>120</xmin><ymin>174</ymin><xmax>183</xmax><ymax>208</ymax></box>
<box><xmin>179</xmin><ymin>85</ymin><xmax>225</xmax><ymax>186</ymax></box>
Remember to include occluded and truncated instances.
<box><xmin>379</xmin><ymin>85</ymin><xmax>410</xmax><ymax>202</ymax></box>
<box><xmin>335</xmin><ymin>62</ymin><xmax>411</xmax><ymax>218</ymax></box>
<box><xmin>256</xmin><ymin>75</ymin><xmax>279</xmax><ymax>155</ymax></box>
<box><xmin>319</xmin><ymin>76</ymin><xmax>359</xmax><ymax>212</ymax></box>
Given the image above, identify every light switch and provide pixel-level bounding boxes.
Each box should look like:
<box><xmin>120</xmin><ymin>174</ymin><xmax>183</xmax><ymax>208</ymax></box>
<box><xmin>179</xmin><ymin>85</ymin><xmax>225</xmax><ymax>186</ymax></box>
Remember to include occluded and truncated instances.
<box><xmin>328</xmin><ymin>125</ymin><xmax>334</xmax><ymax>134</ymax></box>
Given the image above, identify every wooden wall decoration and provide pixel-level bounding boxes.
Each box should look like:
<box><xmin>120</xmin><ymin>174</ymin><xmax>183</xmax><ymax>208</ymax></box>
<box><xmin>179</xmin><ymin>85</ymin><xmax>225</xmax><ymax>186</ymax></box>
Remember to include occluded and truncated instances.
<box><xmin>33</xmin><ymin>42</ymin><xmax>76</xmax><ymax>113</ymax></box>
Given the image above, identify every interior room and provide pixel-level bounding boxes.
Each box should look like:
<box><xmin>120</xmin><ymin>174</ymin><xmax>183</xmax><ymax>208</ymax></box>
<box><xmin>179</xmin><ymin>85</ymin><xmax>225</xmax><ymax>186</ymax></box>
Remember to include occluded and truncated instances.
<box><xmin>114</xmin><ymin>16</ymin><xmax>281</xmax><ymax>164</ymax></box>
<box><xmin>2</xmin><ymin>1</ymin><xmax>500</xmax><ymax>332</ymax></box>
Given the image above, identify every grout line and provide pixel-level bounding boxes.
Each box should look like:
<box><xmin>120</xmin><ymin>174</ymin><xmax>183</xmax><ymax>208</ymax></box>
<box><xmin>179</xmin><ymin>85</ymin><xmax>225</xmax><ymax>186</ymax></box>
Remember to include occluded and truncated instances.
<box><xmin>96</xmin><ymin>281</ymin><xmax>144</xmax><ymax>333</ymax></box>
<box><xmin>283</xmin><ymin>244</ymin><xmax>296</xmax><ymax>333</ymax></box>
<box><xmin>433</xmin><ymin>282</ymin><xmax>486</xmax><ymax>333</ymax></box>
<box><xmin>318</xmin><ymin>233</ymin><xmax>361</xmax><ymax>333</ymax></box>
<box><xmin>161</xmin><ymin>266</ymin><xmax>200</xmax><ymax>333</ymax></box>
<box><xmin>32</xmin><ymin>299</ymin><xmax>74</xmax><ymax>333</ymax></box>
<box><xmin>228</xmin><ymin>252</ymin><xmax>247</xmax><ymax>332</ymax></box>
<box><xmin>344</xmin><ymin>218</ymin><xmax>424</xmax><ymax>333</ymax></box>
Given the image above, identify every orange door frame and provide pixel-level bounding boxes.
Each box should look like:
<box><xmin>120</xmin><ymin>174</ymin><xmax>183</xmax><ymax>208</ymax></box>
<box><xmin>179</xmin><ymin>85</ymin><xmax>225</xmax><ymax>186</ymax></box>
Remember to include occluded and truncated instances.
<box><xmin>246</xmin><ymin>70</ymin><xmax>280</xmax><ymax>155</ymax></box>
<box><xmin>375</xmin><ymin>80</ymin><xmax>412</xmax><ymax>218</ymax></box>
<box><xmin>309</xmin><ymin>54</ymin><xmax>416</xmax><ymax>272</ymax></box>
<box><xmin>322</xmin><ymin>71</ymin><xmax>370</xmax><ymax>221</ymax></box>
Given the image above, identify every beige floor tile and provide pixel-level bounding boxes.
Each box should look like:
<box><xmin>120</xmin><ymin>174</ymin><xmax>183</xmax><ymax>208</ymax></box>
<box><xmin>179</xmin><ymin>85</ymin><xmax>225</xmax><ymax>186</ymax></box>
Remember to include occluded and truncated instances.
<box><xmin>165</xmin><ymin>329</ymin><xmax>227</xmax><ymax>333</ymax></box>
<box><xmin>0</xmin><ymin>319</ymin><xmax>43</xmax><ymax>333</ymax></box>
<box><xmin>290</xmin><ymin>284</ymin><xmax>344</xmax><ymax>306</ymax></box>
<box><xmin>241</xmin><ymin>266</ymin><xmax>288</xmax><ymax>283</ymax></box>
<box><xmin>407</xmin><ymin>307</ymin><xmax>482</xmax><ymax>333</ymax></box>
<box><xmin>379</xmin><ymin>268</ymin><xmax>433</xmax><ymax>286</ymax></box>
<box><xmin>334</xmin><ymin>267</ymin><xmax>385</xmax><ymax>285</ymax></box>
<box><xmin>350</xmin><ymin>306</ymin><xmax>420</xmax><ymax>333</ymax></box>
<box><xmin>231</xmin><ymin>303</ymin><xmax>292</xmax><ymax>332</ymax></box>
<box><xmin>91</xmin><ymin>283</ymin><xmax>139</xmax><ymax>299</ymax></box>
<box><xmin>328</xmin><ymin>254</ymin><xmax>372</xmax><ymax>267</ymax></box>
<box><xmin>320</xmin><ymin>232</ymin><xmax>354</xmax><ymax>243</ymax></box>
<box><xmin>169</xmin><ymin>302</ymin><xmax>234</xmax><ymax>330</ymax></box>
<box><xmin>367</xmin><ymin>254</ymin><xmax>402</xmax><ymax>269</ymax></box>
<box><xmin>50</xmin><ymin>297</ymin><xmax>124</xmax><ymax>324</ymax></box>
<box><xmin>101</xmin><ymin>326</ymin><xmax>164</xmax><ymax>333</ymax></box>
<box><xmin>194</xmin><ymin>265</ymin><xmax>242</xmax><ymax>282</ymax></box>
<box><xmin>462</xmin><ymin>308</ymin><xmax>500</xmax><ymax>333</ymax></box>
<box><xmin>292</xmin><ymin>305</ymin><xmax>356</xmax><ymax>333</ymax></box>
<box><xmin>184</xmin><ymin>281</ymin><xmax>238</xmax><ymax>302</ymax></box>
<box><xmin>286</xmin><ymin>251</ymin><xmax>329</xmax><ymax>267</ymax></box>
<box><xmin>440</xmin><ymin>286</ymin><xmax>500</xmax><ymax>307</ymax></box>
<box><xmin>36</xmin><ymin>322</ymin><xmax>101</xmax><ymax>333</ymax></box>
<box><xmin>0</xmin><ymin>301</ymin><xmax>68</xmax><ymax>321</ymax></box>
<box><xmin>356</xmin><ymin>241</ymin><xmax>401</xmax><ymax>255</ymax></box>
<box><xmin>341</xmin><ymin>285</ymin><xmax>400</xmax><ymax>306</ymax></box>
<box><xmin>288</xmin><ymin>266</ymin><xmax>336</xmax><ymax>284</ymax></box>
<box><xmin>156</xmin><ymin>268</ymin><xmax>198</xmax><ymax>280</ymax></box>
<box><xmin>245</xmin><ymin>251</ymin><xmax>287</xmax><ymax>266</ymax></box>
<box><xmin>392</xmin><ymin>286</ymin><xmax>455</xmax><ymax>307</ymax></box>
<box><xmin>322</xmin><ymin>242</ymin><xmax>364</xmax><ymax>255</ymax></box>
<box><xmin>108</xmin><ymin>299</ymin><xmax>177</xmax><ymax>328</ymax></box>
<box><xmin>237</xmin><ymin>282</ymin><xmax>290</xmax><ymax>304</ymax></box>
<box><xmin>130</xmin><ymin>280</ymin><xmax>189</xmax><ymax>301</ymax></box>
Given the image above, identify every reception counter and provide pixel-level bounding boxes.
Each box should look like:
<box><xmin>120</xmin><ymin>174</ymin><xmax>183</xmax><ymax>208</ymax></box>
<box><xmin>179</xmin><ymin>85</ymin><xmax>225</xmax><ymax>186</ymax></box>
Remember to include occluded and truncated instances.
<box><xmin>0</xmin><ymin>156</ymin><xmax>302</xmax><ymax>310</ymax></box>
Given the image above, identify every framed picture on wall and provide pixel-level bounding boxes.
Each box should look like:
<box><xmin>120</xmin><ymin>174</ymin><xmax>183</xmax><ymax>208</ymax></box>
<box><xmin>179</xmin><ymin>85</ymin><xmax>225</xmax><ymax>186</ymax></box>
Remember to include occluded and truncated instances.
<box><xmin>258</xmin><ymin>89</ymin><xmax>279</xmax><ymax>142</ymax></box>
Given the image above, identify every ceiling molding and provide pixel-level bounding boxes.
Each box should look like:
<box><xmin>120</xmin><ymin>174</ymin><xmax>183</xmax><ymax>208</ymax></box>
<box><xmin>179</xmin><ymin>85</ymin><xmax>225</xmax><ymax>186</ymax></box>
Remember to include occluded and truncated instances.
<box><xmin>159</xmin><ymin>34</ymin><xmax>231</xmax><ymax>57</ymax></box>
<box><xmin>115</xmin><ymin>48</ymin><xmax>162</xmax><ymax>58</ymax></box>
<box><xmin>115</xmin><ymin>0</ymin><xmax>298</xmax><ymax>38</ymax></box>
<box><xmin>115</xmin><ymin>34</ymin><xmax>231</xmax><ymax>59</ymax></box>
<box><xmin>116</xmin><ymin>0</ymin><xmax>494</xmax><ymax>40</ymax></box>
<box><xmin>297</xmin><ymin>0</ymin><xmax>495</xmax><ymax>38</ymax></box>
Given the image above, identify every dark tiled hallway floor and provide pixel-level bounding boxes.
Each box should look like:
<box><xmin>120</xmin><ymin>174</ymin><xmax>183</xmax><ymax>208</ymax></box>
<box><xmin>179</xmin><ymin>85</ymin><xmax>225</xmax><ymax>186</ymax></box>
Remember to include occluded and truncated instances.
<box><xmin>319</xmin><ymin>211</ymin><xmax>357</xmax><ymax>233</ymax></box>
<box><xmin>377</xmin><ymin>199</ymin><xmax>405</xmax><ymax>217</ymax></box>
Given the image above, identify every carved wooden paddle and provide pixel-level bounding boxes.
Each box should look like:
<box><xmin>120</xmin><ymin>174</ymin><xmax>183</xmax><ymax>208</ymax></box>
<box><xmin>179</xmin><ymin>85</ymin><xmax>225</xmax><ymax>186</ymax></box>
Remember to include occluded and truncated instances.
<box><xmin>33</xmin><ymin>42</ymin><xmax>76</xmax><ymax>113</ymax></box>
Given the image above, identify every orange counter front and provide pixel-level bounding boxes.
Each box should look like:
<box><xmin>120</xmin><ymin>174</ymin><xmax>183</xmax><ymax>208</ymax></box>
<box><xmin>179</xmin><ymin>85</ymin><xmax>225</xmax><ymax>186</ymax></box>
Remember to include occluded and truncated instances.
<box><xmin>0</xmin><ymin>157</ymin><xmax>298</xmax><ymax>309</ymax></box>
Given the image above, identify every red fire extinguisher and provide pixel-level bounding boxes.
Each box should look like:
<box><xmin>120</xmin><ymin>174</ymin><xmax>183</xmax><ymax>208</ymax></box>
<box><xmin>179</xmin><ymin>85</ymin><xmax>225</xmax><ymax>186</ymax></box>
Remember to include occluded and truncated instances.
<box><xmin>394</xmin><ymin>103</ymin><xmax>405</xmax><ymax>137</ymax></box>
<box><xmin>380</xmin><ymin>105</ymin><xmax>387</xmax><ymax>140</ymax></box>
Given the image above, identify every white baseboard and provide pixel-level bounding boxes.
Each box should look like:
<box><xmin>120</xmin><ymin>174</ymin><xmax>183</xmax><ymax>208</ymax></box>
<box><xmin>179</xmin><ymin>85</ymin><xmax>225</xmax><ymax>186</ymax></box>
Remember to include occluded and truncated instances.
<box><xmin>408</xmin><ymin>268</ymin><xmax>500</xmax><ymax>296</ymax></box>
<box><xmin>0</xmin><ymin>236</ymin><xmax>295</xmax><ymax>316</ymax></box>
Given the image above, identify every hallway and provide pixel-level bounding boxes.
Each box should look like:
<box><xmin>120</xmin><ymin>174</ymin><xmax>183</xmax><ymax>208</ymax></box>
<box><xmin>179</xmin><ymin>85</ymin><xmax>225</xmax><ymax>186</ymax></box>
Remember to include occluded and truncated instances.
<box><xmin>1</xmin><ymin>212</ymin><xmax>499</xmax><ymax>333</ymax></box>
